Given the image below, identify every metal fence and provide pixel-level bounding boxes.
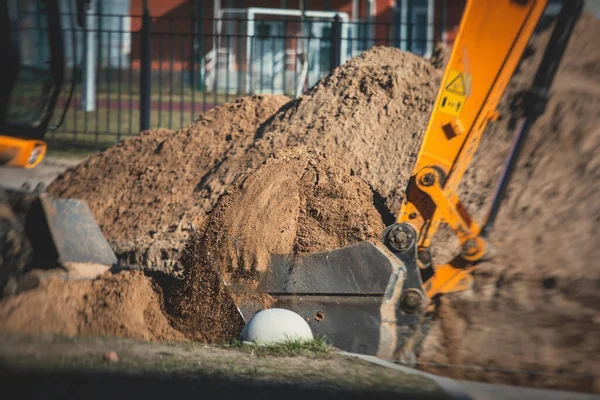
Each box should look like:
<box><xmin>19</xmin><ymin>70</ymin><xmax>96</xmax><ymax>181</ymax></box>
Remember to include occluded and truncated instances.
<box><xmin>15</xmin><ymin>9</ymin><xmax>444</xmax><ymax>148</ymax></box>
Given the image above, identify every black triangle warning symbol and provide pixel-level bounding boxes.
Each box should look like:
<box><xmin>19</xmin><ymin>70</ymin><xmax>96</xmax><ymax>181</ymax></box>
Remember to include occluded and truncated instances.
<box><xmin>446</xmin><ymin>73</ymin><xmax>466</xmax><ymax>95</ymax></box>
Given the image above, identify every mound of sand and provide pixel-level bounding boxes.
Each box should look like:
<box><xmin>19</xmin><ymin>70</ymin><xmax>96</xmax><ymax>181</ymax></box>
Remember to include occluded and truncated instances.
<box><xmin>253</xmin><ymin>47</ymin><xmax>440</xmax><ymax>215</ymax></box>
<box><xmin>200</xmin><ymin>146</ymin><xmax>384</xmax><ymax>279</ymax></box>
<box><xmin>0</xmin><ymin>146</ymin><xmax>387</xmax><ymax>344</ymax></box>
<box><xmin>48</xmin><ymin>95</ymin><xmax>289</xmax><ymax>271</ymax></box>
<box><xmin>46</xmin><ymin>48</ymin><xmax>438</xmax><ymax>271</ymax></box>
<box><xmin>0</xmin><ymin>271</ymin><xmax>183</xmax><ymax>342</ymax></box>
<box><xmin>168</xmin><ymin>147</ymin><xmax>385</xmax><ymax>339</ymax></box>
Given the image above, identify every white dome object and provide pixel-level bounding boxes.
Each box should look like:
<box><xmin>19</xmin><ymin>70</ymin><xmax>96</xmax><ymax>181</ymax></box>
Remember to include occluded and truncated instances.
<box><xmin>241</xmin><ymin>308</ymin><xmax>314</xmax><ymax>344</ymax></box>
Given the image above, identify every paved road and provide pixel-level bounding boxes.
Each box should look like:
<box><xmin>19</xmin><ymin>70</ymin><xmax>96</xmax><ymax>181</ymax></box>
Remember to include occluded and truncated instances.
<box><xmin>343</xmin><ymin>352</ymin><xmax>599</xmax><ymax>400</ymax></box>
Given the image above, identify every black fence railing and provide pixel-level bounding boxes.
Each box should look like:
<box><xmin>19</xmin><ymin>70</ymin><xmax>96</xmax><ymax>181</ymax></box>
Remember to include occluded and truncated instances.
<box><xmin>14</xmin><ymin>11</ymin><xmax>446</xmax><ymax>148</ymax></box>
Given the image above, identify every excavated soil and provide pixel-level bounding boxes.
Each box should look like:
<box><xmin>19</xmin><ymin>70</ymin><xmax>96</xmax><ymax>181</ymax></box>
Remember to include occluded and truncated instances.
<box><xmin>46</xmin><ymin>48</ymin><xmax>438</xmax><ymax>270</ymax></box>
<box><xmin>253</xmin><ymin>47</ymin><xmax>440</xmax><ymax>215</ymax></box>
<box><xmin>0</xmin><ymin>271</ymin><xmax>183</xmax><ymax>342</ymax></box>
<box><xmin>48</xmin><ymin>95</ymin><xmax>290</xmax><ymax>271</ymax></box>
<box><xmin>198</xmin><ymin>147</ymin><xmax>384</xmax><ymax>279</ymax></box>
<box><xmin>168</xmin><ymin>147</ymin><xmax>385</xmax><ymax>339</ymax></box>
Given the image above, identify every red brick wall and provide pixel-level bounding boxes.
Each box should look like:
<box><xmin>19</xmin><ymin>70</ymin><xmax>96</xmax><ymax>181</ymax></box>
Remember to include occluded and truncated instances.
<box><xmin>128</xmin><ymin>0</ymin><xmax>465</xmax><ymax>70</ymax></box>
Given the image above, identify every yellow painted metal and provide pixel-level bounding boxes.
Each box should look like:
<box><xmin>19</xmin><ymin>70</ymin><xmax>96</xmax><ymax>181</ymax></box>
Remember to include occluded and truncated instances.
<box><xmin>424</xmin><ymin>263</ymin><xmax>474</xmax><ymax>298</ymax></box>
<box><xmin>415</xmin><ymin>167</ymin><xmax>481</xmax><ymax>248</ymax></box>
<box><xmin>397</xmin><ymin>0</ymin><xmax>549</xmax><ymax>297</ymax></box>
<box><xmin>0</xmin><ymin>135</ymin><xmax>47</xmax><ymax>168</ymax></box>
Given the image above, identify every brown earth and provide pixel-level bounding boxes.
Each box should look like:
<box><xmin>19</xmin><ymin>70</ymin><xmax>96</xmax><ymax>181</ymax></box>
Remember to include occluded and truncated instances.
<box><xmin>429</xmin><ymin>42</ymin><xmax>451</xmax><ymax>70</ymax></box>
<box><xmin>163</xmin><ymin>16</ymin><xmax>600</xmax><ymax>391</ymax></box>
<box><xmin>167</xmin><ymin>147</ymin><xmax>385</xmax><ymax>339</ymax></box>
<box><xmin>197</xmin><ymin>147</ymin><xmax>384</xmax><ymax>279</ymax></box>
<box><xmin>46</xmin><ymin>48</ymin><xmax>438</xmax><ymax>271</ymax></box>
<box><xmin>47</xmin><ymin>95</ymin><xmax>290</xmax><ymax>271</ymax></box>
<box><xmin>0</xmin><ymin>146</ymin><xmax>385</xmax><ymax>344</ymax></box>
<box><xmin>0</xmin><ymin>271</ymin><xmax>183</xmax><ymax>342</ymax></box>
<box><xmin>253</xmin><ymin>47</ymin><xmax>440</xmax><ymax>215</ymax></box>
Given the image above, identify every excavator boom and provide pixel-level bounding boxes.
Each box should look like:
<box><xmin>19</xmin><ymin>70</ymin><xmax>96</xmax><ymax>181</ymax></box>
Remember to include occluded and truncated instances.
<box><xmin>398</xmin><ymin>0</ymin><xmax>583</xmax><ymax>298</ymax></box>
<box><xmin>231</xmin><ymin>0</ymin><xmax>583</xmax><ymax>360</ymax></box>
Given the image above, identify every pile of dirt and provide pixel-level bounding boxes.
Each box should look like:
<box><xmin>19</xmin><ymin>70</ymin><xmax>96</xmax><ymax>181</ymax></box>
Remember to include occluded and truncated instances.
<box><xmin>47</xmin><ymin>48</ymin><xmax>438</xmax><ymax>271</ymax></box>
<box><xmin>48</xmin><ymin>95</ymin><xmax>289</xmax><ymax>271</ymax></box>
<box><xmin>430</xmin><ymin>42</ymin><xmax>451</xmax><ymax>69</ymax></box>
<box><xmin>253</xmin><ymin>47</ymin><xmax>440</xmax><ymax>215</ymax></box>
<box><xmin>418</xmin><ymin>14</ymin><xmax>600</xmax><ymax>392</ymax></box>
<box><xmin>168</xmin><ymin>147</ymin><xmax>385</xmax><ymax>340</ymax></box>
<box><xmin>0</xmin><ymin>271</ymin><xmax>183</xmax><ymax>342</ymax></box>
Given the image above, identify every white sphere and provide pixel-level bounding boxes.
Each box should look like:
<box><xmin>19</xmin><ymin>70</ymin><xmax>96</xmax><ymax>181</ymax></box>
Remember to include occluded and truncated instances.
<box><xmin>241</xmin><ymin>308</ymin><xmax>313</xmax><ymax>344</ymax></box>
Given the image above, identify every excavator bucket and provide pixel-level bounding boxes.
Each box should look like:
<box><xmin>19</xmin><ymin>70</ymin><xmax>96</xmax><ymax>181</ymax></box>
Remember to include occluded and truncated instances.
<box><xmin>1</xmin><ymin>187</ymin><xmax>117</xmax><ymax>280</ymax></box>
<box><xmin>232</xmin><ymin>227</ymin><xmax>430</xmax><ymax>360</ymax></box>
<box><xmin>26</xmin><ymin>194</ymin><xmax>117</xmax><ymax>277</ymax></box>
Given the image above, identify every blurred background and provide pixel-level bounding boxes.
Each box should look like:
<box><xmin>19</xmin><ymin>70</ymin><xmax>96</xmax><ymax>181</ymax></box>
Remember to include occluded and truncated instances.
<box><xmin>13</xmin><ymin>0</ymin><xmax>581</xmax><ymax>148</ymax></box>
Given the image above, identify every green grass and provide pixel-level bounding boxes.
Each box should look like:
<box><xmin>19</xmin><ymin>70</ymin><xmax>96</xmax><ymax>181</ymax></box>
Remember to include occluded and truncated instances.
<box><xmin>0</xmin><ymin>333</ymin><xmax>447</xmax><ymax>396</ymax></box>
<box><xmin>15</xmin><ymin>81</ymin><xmax>237</xmax><ymax>103</ymax></box>
<box><xmin>97</xmin><ymin>90</ymin><xmax>241</xmax><ymax>104</ymax></box>
<box><xmin>221</xmin><ymin>336</ymin><xmax>333</xmax><ymax>358</ymax></box>
<box><xmin>14</xmin><ymin>81</ymin><xmax>292</xmax><ymax>150</ymax></box>
<box><xmin>13</xmin><ymin>88</ymin><xmax>235</xmax><ymax>149</ymax></box>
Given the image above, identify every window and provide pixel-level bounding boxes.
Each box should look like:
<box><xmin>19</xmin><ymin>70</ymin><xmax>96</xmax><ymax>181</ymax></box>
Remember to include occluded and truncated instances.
<box><xmin>257</xmin><ymin>23</ymin><xmax>271</xmax><ymax>39</ymax></box>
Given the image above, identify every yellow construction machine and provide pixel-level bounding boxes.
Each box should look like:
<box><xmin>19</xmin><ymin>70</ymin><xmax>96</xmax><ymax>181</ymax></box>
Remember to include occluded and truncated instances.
<box><xmin>0</xmin><ymin>0</ymin><xmax>583</xmax><ymax>360</ymax></box>
<box><xmin>0</xmin><ymin>1</ymin><xmax>60</xmax><ymax>168</ymax></box>
<box><xmin>231</xmin><ymin>0</ymin><xmax>584</xmax><ymax>361</ymax></box>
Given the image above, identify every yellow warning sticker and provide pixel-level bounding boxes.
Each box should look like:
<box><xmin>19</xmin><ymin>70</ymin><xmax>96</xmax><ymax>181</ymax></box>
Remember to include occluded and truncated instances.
<box><xmin>439</xmin><ymin>69</ymin><xmax>470</xmax><ymax>117</ymax></box>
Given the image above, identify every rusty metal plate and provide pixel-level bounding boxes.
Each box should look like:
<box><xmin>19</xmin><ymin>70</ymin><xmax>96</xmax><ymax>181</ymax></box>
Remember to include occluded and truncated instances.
<box><xmin>28</xmin><ymin>195</ymin><xmax>117</xmax><ymax>271</ymax></box>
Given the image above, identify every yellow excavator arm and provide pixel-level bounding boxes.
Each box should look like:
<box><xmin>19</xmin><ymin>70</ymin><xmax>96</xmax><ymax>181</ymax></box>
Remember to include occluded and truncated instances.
<box><xmin>395</xmin><ymin>0</ymin><xmax>582</xmax><ymax>298</ymax></box>
<box><xmin>4</xmin><ymin>0</ymin><xmax>579</xmax><ymax>359</ymax></box>
<box><xmin>216</xmin><ymin>0</ymin><xmax>583</xmax><ymax>359</ymax></box>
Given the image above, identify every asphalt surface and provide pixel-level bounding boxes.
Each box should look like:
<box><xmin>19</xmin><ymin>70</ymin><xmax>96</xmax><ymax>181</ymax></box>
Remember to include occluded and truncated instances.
<box><xmin>342</xmin><ymin>353</ymin><xmax>599</xmax><ymax>400</ymax></box>
<box><xmin>0</xmin><ymin>366</ymin><xmax>447</xmax><ymax>400</ymax></box>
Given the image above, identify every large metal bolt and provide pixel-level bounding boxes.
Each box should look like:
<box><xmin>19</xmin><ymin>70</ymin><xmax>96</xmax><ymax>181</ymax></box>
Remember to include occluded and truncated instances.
<box><xmin>386</xmin><ymin>223</ymin><xmax>416</xmax><ymax>253</ymax></box>
<box><xmin>461</xmin><ymin>239</ymin><xmax>478</xmax><ymax>257</ymax></box>
<box><xmin>394</xmin><ymin>231</ymin><xmax>408</xmax><ymax>246</ymax></box>
<box><xmin>420</xmin><ymin>173</ymin><xmax>436</xmax><ymax>187</ymax></box>
<box><xmin>400</xmin><ymin>289</ymin><xmax>425</xmax><ymax>314</ymax></box>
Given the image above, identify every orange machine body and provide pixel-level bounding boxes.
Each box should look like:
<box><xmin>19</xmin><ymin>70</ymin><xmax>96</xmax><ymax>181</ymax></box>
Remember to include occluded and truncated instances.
<box><xmin>0</xmin><ymin>135</ymin><xmax>47</xmax><ymax>168</ymax></box>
